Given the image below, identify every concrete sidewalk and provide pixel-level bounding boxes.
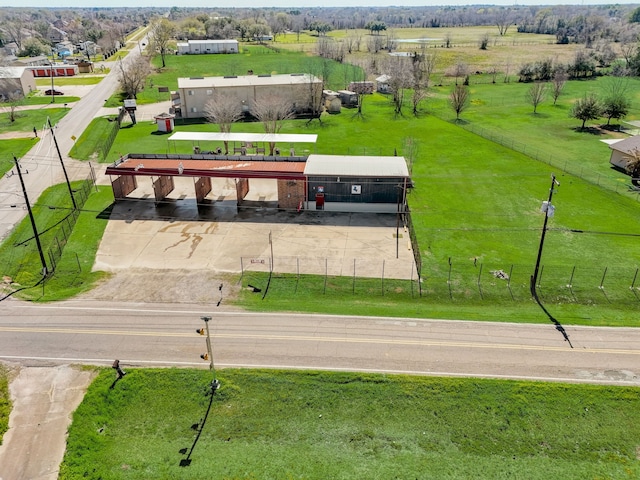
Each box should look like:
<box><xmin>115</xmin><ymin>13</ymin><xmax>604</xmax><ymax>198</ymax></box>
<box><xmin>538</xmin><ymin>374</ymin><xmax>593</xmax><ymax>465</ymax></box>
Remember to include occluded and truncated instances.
<box><xmin>0</xmin><ymin>364</ymin><xmax>97</xmax><ymax>480</ymax></box>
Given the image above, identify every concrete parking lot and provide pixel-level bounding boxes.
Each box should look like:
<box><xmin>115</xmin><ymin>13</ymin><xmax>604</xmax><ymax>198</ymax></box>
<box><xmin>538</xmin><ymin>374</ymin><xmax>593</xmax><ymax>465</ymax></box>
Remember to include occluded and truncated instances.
<box><xmin>94</xmin><ymin>177</ymin><xmax>416</xmax><ymax>280</ymax></box>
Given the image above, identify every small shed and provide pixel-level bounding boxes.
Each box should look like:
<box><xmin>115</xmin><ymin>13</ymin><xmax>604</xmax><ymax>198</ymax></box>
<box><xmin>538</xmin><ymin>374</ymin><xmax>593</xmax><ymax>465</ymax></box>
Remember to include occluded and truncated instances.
<box><xmin>323</xmin><ymin>89</ymin><xmax>341</xmax><ymax>113</ymax></box>
<box><xmin>154</xmin><ymin>112</ymin><xmax>176</xmax><ymax>133</ymax></box>
<box><xmin>338</xmin><ymin>90</ymin><xmax>358</xmax><ymax>107</ymax></box>
<box><xmin>376</xmin><ymin>75</ymin><xmax>391</xmax><ymax>93</ymax></box>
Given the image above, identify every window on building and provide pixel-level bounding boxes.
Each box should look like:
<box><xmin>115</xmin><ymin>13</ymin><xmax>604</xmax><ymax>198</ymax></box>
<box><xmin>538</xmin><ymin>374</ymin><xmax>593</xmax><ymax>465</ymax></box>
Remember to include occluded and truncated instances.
<box><xmin>191</xmin><ymin>107</ymin><xmax>197</xmax><ymax>113</ymax></box>
<box><xmin>188</xmin><ymin>90</ymin><xmax>194</xmax><ymax>96</ymax></box>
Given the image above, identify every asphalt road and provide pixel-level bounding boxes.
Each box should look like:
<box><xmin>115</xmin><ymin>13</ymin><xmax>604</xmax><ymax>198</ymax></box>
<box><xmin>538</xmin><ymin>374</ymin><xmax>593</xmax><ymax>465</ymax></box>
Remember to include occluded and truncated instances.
<box><xmin>0</xmin><ymin>42</ymin><xmax>144</xmax><ymax>242</ymax></box>
<box><xmin>1</xmin><ymin>299</ymin><xmax>638</xmax><ymax>386</ymax></box>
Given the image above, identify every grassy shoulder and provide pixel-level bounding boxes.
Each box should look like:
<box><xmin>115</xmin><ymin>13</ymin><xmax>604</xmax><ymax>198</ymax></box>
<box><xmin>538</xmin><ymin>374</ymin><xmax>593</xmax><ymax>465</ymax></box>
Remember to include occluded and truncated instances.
<box><xmin>35</xmin><ymin>76</ymin><xmax>104</xmax><ymax>87</ymax></box>
<box><xmin>0</xmin><ymin>107</ymin><xmax>68</xmax><ymax>133</ymax></box>
<box><xmin>235</xmin><ymin>272</ymin><xmax>638</xmax><ymax>326</ymax></box>
<box><xmin>0</xmin><ymin>184</ymin><xmax>113</xmax><ymax>302</ymax></box>
<box><xmin>68</xmin><ymin>116</ymin><xmax>118</xmax><ymax>161</ymax></box>
<box><xmin>59</xmin><ymin>368</ymin><xmax>640</xmax><ymax>480</ymax></box>
<box><xmin>0</xmin><ymin>138</ymin><xmax>38</xmax><ymax>177</ymax></box>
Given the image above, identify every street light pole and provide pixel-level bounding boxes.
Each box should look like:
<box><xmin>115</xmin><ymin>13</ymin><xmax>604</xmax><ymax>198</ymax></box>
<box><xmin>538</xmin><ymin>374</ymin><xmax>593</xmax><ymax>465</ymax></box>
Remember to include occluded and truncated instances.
<box><xmin>49</xmin><ymin>56</ymin><xmax>55</xmax><ymax>104</ymax></box>
<box><xmin>530</xmin><ymin>174</ymin><xmax>559</xmax><ymax>298</ymax></box>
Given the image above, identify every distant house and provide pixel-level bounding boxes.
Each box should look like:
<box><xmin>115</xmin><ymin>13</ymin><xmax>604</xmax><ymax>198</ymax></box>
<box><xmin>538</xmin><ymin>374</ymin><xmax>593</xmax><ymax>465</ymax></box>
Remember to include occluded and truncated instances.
<box><xmin>376</xmin><ymin>75</ymin><xmax>391</xmax><ymax>93</ymax></box>
<box><xmin>0</xmin><ymin>67</ymin><xmax>36</xmax><ymax>100</ymax></box>
<box><xmin>609</xmin><ymin>135</ymin><xmax>640</xmax><ymax>171</ymax></box>
<box><xmin>12</xmin><ymin>56</ymin><xmax>49</xmax><ymax>67</ymax></box>
<box><xmin>176</xmin><ymin>39</ymin><xmax>239</xmax><ymax>55</ymax></box>
<box><xmin>348</xmin><ymin>81</ymin><xmax>374</xmax><ymax>94</ymax></box>
<box><xmin>175</xmin><ymin>73</ymin><xmax>322</xmax><ymax>119</ymax></box>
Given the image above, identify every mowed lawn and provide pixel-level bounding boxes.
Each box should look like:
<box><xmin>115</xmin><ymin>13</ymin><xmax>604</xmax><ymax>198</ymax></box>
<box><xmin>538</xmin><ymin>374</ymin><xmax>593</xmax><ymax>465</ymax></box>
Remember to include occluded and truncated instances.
<box><xmin>59</xmin><ymin>369</ymin><xmax>640</xmax><ymax>480</ymax></box>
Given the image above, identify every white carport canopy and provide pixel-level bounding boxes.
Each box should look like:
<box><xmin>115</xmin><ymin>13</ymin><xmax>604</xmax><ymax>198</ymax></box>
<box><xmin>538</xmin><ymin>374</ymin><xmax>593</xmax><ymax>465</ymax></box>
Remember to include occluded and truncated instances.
<box><xmin>167</xmin><ymin>132</ymin><xmax>318</xmax><ymax>143</ymax></box>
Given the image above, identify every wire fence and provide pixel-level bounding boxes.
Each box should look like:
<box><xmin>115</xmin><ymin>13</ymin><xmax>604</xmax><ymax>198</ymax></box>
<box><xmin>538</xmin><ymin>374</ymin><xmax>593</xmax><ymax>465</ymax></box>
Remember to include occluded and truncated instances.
<box><xmin>239</xmin><ymin>254</ymin><xmax>640</xmax><ymax>305</ymax></box>
<box><xmin>432</xmin><ymin>121</ymin><xmax>640</xmax><ymax>200</ymax></box>
<box><xmin>102</xmin><ymin>108</ymin><xmax>126</xmax><ymax>161</ymax></box>
<box><xmin>45</xmin><ymin>170</ymin><xmax>96</xmax><ymax>274</ymax></box>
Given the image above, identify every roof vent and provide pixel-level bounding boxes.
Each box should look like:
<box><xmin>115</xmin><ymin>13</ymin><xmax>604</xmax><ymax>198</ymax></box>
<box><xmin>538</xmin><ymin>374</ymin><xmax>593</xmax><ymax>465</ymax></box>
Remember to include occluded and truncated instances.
<box><xmin>258</xmin><ymin>74</ymin><xmax>271</xmax><ymax>77</ymax></box>
<box><xmin>223</xmin><ymin>75</ymin><xmax>237</xmax><ymax>78</ymax></box>
<box><xmin>189</xmin><ymin>77</ymin><xmax>204</xmax><ymax>80</ymax></box>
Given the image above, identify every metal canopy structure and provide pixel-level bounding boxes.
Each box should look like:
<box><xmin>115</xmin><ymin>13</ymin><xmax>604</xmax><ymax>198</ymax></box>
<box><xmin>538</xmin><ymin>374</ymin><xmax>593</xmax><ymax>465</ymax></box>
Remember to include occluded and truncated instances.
<box><xmin>167</xmin><ymin>132</ymin><xmax>318</xmax><ymax>144</ymax></box>
<box><xmin>105</xmin><ymin>156</ymin><xmax>306</xmax><ymax>180</ymax></box>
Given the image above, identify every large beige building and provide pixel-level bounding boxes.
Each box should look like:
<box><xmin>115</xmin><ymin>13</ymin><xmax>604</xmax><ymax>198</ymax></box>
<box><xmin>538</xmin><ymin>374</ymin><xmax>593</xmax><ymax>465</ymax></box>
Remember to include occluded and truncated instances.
<box><xmin>0</xmin><ymin>67</ymin><xmax>36</xmax><ymax>100</ymax></box>
<box><xmin>175</xmin><ymin>73</ymin><xmax>323</xmax><ymax>119</ymax></box>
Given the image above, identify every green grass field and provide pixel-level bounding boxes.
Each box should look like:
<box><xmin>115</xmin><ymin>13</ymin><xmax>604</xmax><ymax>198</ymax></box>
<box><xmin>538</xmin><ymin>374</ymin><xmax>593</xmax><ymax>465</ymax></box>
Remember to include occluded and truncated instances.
<box><xmin>35</xmin><ymin>76</ymin><xmax>105</xmax><ymax>87</ymax></box>
<box><xmin>58</xmin><ymin>368</ymin><xmax>640</xmax><ymax>480</ymax></box>
<box><xmin>0</xmin><ymin>107</ymin><xmax>68</xmax><ymax>133</ymax></box>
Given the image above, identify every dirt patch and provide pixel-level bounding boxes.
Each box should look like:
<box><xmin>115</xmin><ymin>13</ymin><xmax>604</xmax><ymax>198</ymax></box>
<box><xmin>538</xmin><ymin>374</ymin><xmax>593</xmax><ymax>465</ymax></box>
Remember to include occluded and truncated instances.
<box><xmin>77</xmin><ymin>268</ymin><xmax>240</xmax><ymax>305</ymax></box>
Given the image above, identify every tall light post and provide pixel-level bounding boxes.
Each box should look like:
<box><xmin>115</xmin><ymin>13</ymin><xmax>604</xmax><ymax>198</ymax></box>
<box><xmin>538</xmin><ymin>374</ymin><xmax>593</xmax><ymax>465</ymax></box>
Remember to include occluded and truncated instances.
<box><xmin>49</xmin><ymin>53</ymin><xmax>55</xmax><ymax>104</ymax></box>
<box><xmin>530</xmin><ymin>174</ymin><xmax>559</xmax><ymax>298</ymax></box>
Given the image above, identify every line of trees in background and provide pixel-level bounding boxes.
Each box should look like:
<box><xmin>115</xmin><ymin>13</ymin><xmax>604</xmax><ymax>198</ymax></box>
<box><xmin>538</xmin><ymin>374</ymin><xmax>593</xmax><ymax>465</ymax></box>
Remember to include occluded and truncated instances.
<box><xmin>4</xmin><ymin>5</ymin><xmax>640</xmax><ymax>58</ymax></box>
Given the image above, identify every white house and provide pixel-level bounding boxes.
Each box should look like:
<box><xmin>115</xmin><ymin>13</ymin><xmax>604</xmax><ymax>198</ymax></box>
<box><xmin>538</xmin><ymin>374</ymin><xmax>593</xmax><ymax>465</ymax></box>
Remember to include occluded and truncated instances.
<box><xmin>609</xmin><ymin>135</ymin><xmax>640</xmax><ymax>171</ymax></box>
<box><xmin>177</xmin><ymin>39</ymin><xmax>239</xmax><ymax>55</ymax></box>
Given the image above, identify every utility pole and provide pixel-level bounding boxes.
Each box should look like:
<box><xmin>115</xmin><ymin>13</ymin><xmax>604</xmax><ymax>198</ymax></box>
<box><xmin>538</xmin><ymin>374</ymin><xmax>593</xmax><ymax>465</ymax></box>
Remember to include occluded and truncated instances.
<box><xmin>199</xmin><ymin>316</ymin><xmax>215</xmax><ymax>374</ymax></box>
<box><xmin>14</xmin><ymin>157</ymin><xmax>48</xmax><ymax>276</ymax></box>
<box><xmin>48</xmin><ymin>118</ymin><xmax>77</xmax><ymax>210</ymax></box>
<box><xmin>530</xmin><ymin>174</ymin><xmax>559</xmax><ymax>298</ymax></box>
<box><xmin>49</xmin><ymin>55</ymin><xmax>55</xmax><ymax>104</ymax></box>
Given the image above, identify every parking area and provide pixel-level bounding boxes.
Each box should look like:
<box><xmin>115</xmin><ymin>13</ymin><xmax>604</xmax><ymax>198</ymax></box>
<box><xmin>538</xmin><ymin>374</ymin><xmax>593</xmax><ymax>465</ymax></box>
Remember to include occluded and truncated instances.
<box><xmin>95</xmin><ymin>178</ymin><xmax>416</xmax><ymax>280</ymax></box>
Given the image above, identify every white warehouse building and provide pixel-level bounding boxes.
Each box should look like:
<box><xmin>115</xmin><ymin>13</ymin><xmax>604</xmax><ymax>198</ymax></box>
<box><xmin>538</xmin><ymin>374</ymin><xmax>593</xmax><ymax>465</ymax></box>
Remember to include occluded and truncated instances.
<box><xmin>175</xmin><ymin>73</ymin><xmax>323</xmax><ymax>119</ymax></box>
<box><xmin>176</xmin><ymin>39</ymin><xmax>239</xmax><ymax>55</ymax></box>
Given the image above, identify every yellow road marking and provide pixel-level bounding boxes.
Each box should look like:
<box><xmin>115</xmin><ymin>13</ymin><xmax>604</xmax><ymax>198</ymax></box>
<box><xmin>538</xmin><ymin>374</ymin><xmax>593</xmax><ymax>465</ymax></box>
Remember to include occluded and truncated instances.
<box><xmin>1</xmin><ymin>326</ymin><xmax>638</xmax><ymax>355</ymax></box>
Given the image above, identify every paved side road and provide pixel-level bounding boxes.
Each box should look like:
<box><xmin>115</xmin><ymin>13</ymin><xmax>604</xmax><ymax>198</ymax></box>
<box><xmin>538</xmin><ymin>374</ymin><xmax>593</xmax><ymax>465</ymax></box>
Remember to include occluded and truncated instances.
<box><xmin>0</xmin><ymin>364</ymin><xmax>96</xmax><ymax>480</ymax></box>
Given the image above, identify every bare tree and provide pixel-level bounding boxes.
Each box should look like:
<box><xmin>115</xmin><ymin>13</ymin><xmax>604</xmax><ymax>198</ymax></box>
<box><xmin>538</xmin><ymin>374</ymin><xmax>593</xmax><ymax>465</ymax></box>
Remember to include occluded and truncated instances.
<box><xmin>495</xmin><ymin>9</ymin><xmax>512</xmax><ymax>36</ymax></box>
<box><xmin>267</xmin><ymin>12</ymin><xmax>290</xmax><ymax>41</ymax></box>
<box><xmin>410</xmin><ymin>49</ymin><xmax>433</xmax><ymax>115</ymax></box>
<box><xmin>384</xmin><ymin>56</ymin><xmax>412</xmax><ymax>116</ymax></box>
<box><xmin>385</xmin><ymin>30</ymin><xmax>398</xmax><ymax>52</ymax></box>
<box><xmin>527</xmin><ymin>82</ymin><xmax>547</xmax><ymax>113</ymax></box>
<box><xmin>487</xmin><ymin>64</ymin><xmax>499</xmax><ymax>83</ymax></box>
<box><xmin>422</xmin><ymin>49</ymin><xmax>438</xmax><ymax>87</ymax></box>
<box><xmin>503</xmin><ymin>59</ymin><xmax>512</xmax><ymax>83</ymax></box>
<box><xmin>251</xmin><ymin>94</ymin><xmax>294</xmax><ymax>155</ymax></box>
<box><xmin>366</xmin><ymin>34</ymin><xmax>385</xmax><ymax>53</ymax></box>
<box><xmin>344</xmin><ymin>33</ymin><xmax>361</xmax><ymax>54</ymax></box>
<box><xmin>551</xmin><ymin>69</ymin><xmax>567</xmax><ymax>105</ymax></box>
<box><xmin>117</xmin><ymin>57</ymin><xmax>151</xmax><ymax>99</ymax></box>
<box><xmin>5</xmin><ymin>17</ymin><xmax>26</xmax><ymax>50</ymax></box>
<box><xmin>443</xmin><ymin>32</ymin><xmax>452</xmax><ymax>48</ymax></box>
<box><xmin>1</xmin><ymin>92</ymin><xmax>25</xmax><ymax>123</ymax></box>
<box><xmin>452</xmin><ymin>60</ymin><xmax>469</xmax><ymax>85</ymax></box>
<box><xmin>204</xmin><ymin>93</ymin><xmax>244</xmax><ymax>154</ymax></box>
<box><xmin>620</xmin><ymin>39</ymin><xmax>638</xmax><ymax>68</ymax></box>
<box><xmin>149</xmin><ymin>17</ymin><xmax>175</xmax><ymax>69</ymax></box>
<box><xmin>479</xmin><ymin>32</ymin><xmax>489</xmax><ymax>50</ymax></box>
<box><xmin>449</xmin><ymin>84</ymin><xmax>469</xmax><ymax>121</ymax></box>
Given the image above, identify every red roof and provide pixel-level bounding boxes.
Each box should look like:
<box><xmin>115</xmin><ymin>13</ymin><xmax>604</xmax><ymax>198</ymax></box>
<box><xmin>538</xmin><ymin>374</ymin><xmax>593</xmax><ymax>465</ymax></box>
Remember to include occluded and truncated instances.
<box><xmin>105</xmin><ymin>157</ymin><xmax>306</xmax><ymax>180</ymax></box>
